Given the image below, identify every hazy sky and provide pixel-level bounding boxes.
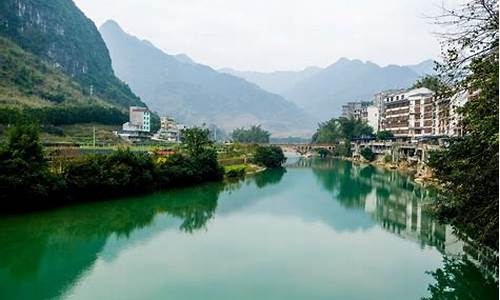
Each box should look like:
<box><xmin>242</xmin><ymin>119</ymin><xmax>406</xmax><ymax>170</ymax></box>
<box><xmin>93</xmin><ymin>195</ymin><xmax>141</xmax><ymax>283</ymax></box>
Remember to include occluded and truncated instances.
<box><xmin>74</xmin><ymin>0</ymin><xmax>454</xmax><ymax>72</ymax></box>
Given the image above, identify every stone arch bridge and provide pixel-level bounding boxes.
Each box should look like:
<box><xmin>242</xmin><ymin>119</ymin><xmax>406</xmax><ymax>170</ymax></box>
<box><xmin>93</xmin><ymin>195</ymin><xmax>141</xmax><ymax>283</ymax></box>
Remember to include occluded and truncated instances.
<box><xmin>272</xmin><ymin>144</ymin><xmax>337</xmax><ymax>155</ymax></box>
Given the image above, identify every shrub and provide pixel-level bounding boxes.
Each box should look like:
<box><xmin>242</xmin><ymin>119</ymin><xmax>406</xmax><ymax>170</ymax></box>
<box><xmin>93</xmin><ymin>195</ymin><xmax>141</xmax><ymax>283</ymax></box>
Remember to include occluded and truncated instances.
<box><xmin>360</xmin><ymin>147</ymin><xmax>375</xmax><ymax>161</ymax></box>
<box><xmin>376</xmin><ymin>130</ymin><xmax>394</xmax><ymax>140</ymax></box>
<box><xmin>225</xmin><ymin>165</ymin><xmax>246</xmax><ymax>178</ymax></box>
<box><xmin>253</xmin><ymin>145</ymin><xmax>286</xmax><ymax>168</ymax></box>
<box><xmin>316</xmin><ymin>148</ymin><xmax>331</xmax><ymax>158</ymax></box>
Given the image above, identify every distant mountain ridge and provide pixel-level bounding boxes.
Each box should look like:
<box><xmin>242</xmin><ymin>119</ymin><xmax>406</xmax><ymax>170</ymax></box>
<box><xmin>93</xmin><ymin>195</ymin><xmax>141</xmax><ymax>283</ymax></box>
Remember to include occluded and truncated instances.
<box><xmin>100</xmin><ymin>20</ymin><xmax>314</xmax><ymax>135</ymax></box>
<box><xmin>219</xmin><ymin>67</ymin><xmax>322</xmax><ymax>95</ymax></box>
<box><xmin>225</xmin><ymin>58</ymin><xmax>436</xmax><ymax>121</ymax></box>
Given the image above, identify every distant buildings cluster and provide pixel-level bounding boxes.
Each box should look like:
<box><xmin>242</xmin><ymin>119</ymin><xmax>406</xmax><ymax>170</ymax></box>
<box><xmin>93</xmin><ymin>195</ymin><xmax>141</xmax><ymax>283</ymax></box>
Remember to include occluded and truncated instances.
<box><xmin>117</xmin><ymin>106</ymin><xmax>187</xmax><ymax>143</ymax></box>
<box><xmin>341</xmin><ymin>87</ymin><xmax>470</xmax><ymax>140</ymax></box>
<box><xmin>152</xmin><ymin>116</ymin><xmax>186</xmax><ymax>143</ymax></box>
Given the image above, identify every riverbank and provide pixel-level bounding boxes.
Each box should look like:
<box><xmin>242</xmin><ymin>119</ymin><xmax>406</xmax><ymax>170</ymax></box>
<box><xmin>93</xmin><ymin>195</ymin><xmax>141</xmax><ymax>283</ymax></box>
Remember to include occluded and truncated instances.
<box><xmin>348</xmin><ymin>156</ymin><xmax>438</xmax><ymax>184</ymax></box>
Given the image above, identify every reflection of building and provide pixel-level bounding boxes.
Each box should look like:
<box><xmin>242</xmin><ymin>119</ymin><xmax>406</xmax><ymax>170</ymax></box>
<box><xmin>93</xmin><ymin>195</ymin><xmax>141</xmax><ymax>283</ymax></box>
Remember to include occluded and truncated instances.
<box><xmin>118</xmin><ymin>106</ymin><xmax>151</xmax><ymax>142</ymax></box>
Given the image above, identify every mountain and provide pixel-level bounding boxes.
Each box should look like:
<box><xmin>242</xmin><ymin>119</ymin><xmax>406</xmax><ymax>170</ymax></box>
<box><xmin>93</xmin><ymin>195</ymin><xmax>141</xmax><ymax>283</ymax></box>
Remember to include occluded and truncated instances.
<box><xmin>0</xmin><ymin>0</ymin><xmax>144</xmax><ymax>108</ymax></box>
<box><xmin>219</xmin><ymin>66</ymin><xmax>322</xmax><ymax>95</ymax></box>
<box><xmin>100</xmin><ymin>20</ymin><xmax>314</xmax><ymax>135</ymax></box>
<box><xmin>224</xmin><ymin>58</ymin><xmax>432</xmax><ymax>122</ymax></box>
<box><xmin>222</xmin><ymin>58</ymin><xmax>436</xmax><ymax>122</ymax></box>
<box><xmin>407</xmin><ymin>59</ymin><xmax>436</xmax><ymax>76</ymax></box>
<box><xmin>282</xmin><ymin>58</ymin><xmax>425</xmax><ymax>120</ymax></box>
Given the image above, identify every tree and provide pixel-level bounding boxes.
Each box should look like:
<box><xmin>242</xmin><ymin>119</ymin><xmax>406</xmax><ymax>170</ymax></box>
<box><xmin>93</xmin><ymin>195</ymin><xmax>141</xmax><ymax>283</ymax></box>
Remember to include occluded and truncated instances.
<box><xmin>253</xmin><ymin>145</ymin><xmax>287</xmax><ymax>168</ymax></box>
<box><xmin>412</xmin><ymin>75</ymin><xmax>450</xmax><ymax>95</ymax></box>
<box><xmin>376</xmin><ymin>130</ymin><xmax>394</xmax><ymax>141</ymax></box>
<box><xmin>360</xmin><ymin>147</ymin><xmax>375</xmax><ymax>161</ymax></box>
<box><xmin>0</xmin><ymin>123</ymin><xmax>62</xmax><ymax>209</ymax></box>
<box><xmin>316</xmin><ymin>148</ymin><xmax>331</xmax><ymax>158</ymax></box>
<box><xmin>428</xmin><ymin>0</ymin><xmax>499</xmax><ymax>249</ymax></box>
<box><xmin>181</xmin><ymin>127</ymin><xmax>213</xmax><ymax>158</ymax></box>
<box><xmin>423</xmin><ymin>257</ymin><xmax>498</xmax><ymax>300</ymax></box>
<box><xmin>231</xmin><ymin>125</ymin><xmax>271</xmax><ymax>143</ymax></box>
<box><xmin>312</xmin><ymin>117</ymin><xmax>373</xmax><ymax>144</ymax></box>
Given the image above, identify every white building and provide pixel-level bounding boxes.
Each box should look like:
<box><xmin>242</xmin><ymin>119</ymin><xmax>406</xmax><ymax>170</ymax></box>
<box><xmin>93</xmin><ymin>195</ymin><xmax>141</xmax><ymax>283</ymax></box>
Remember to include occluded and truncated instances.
<box><xmin>122</xmin><ymin>106</ymin><xmax>151</xmax><ymax>133</ymax></box>
<box><xmin>153</xmin><ymin>116</ymin><xmax>181</xmax><ymax>142</ymax></box>
<box><xmin>118</xmin><ymin>106</ymin><xmax>151</xmax><ymax>142</ymax></box>
<box><xmin>448</xmin><ymin>90</ymin><xmax>469</xmax><ymax>137</ymax></box>
<box><xmin>366</xmin><ymin>106</ymin><xmax>380</xmax><ymax>132</ymax></box>
<box><xmin>381</xmin><ymin>87</ymin><xmax>435</xmax><ymax>139</ymax></box>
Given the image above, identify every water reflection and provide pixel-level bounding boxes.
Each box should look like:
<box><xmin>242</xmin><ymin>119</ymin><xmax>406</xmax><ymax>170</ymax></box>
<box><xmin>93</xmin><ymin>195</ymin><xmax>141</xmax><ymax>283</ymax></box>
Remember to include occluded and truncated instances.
<box><xmin>0</xmin><ymin>183</ymin><xmax>225</xmax><ymax>300</ymax></box>
<box><xmin>291</xmin><ymin>158</ymin><xmax>498</xmax><ymax>298</ymax></box>
<box><xmin>0</xmin><ymin>158</ymin><xmax>496</xmax><ymax>300</ymax></box>
<box><xmin>423</xmin><ymin>257</ymin><xmax>498</xmax><ymax>300</ymax></box>
<box><xmin>292</xmin><ymin>158</ymin><xmax>445</xmax><ymax>250</ymax></box>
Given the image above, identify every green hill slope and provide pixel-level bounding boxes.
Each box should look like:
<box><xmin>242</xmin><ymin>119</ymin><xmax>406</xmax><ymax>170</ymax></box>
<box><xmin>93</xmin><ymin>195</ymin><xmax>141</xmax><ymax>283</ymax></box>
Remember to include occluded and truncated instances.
<box><xmin>0</xmin><ymin>0</ymin><xmax>144</xmax><ymax>108</ymax></box>
<box><xmin>0</xmin><ymin>36</ymin><xmax>127</xmax><ymax>126</ymax></box>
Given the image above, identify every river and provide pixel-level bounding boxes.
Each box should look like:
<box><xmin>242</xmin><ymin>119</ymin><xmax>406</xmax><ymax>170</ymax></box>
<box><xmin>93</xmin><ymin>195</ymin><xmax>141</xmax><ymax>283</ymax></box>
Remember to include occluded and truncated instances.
<box><xmin>0</xmin><ymin>158</ymin><xmax>497</xmax><ymax>300</ymax></box>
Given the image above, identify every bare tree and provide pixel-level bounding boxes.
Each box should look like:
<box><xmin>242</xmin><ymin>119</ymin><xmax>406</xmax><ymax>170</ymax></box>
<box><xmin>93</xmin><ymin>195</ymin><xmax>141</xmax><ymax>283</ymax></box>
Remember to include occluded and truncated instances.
<box><xmin>433</xmin><ymin>0</ymin><xmax>498</xmax><ymax>85</ymax></box>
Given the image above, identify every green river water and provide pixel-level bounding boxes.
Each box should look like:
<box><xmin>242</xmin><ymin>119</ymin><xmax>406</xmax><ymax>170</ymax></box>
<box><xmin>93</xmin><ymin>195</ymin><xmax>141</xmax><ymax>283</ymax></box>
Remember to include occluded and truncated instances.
<box><xmin>0</xmin><ymin>158</ymin><xmax>497</xmax><ymax>300</ymax></box>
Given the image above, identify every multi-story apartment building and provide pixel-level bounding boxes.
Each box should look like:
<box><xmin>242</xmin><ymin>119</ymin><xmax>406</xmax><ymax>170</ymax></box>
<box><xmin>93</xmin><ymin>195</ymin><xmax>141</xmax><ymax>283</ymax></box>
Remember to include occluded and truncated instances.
<box><xmin>154</xmin><ymin>116</ymin><xmax>181</xmax><ymax>142</ymax></box>
<box><xmin>365</xmin><ymin>106</ymin><xmax>380</xmax><ymax>132</ymax></box>
<box><xmin>341</xmin><ymin>101</ymin><xmax>379</xmax><ymax>132</ymax></box>
<box><xmin>123</xmin><ymin>106</ymin><xmax>151</xmax><ymax>133</ymax></box>
<box><xmin>381</xmin><ymin>87</ymin><xmax>435</xmax><ymax>139</ymax></box>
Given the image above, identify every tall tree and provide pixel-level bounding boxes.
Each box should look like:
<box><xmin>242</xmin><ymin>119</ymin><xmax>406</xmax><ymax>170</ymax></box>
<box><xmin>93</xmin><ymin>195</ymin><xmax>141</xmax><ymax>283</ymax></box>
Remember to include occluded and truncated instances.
<box><xmin>181</xmin><ymin>128</ymin><xmax>213</xmax><ymax>158</ymax></box>
<box><xmin>428</xmin><ymin>0</ymin><xmax>499</xmax><ymax>249</ymax></box>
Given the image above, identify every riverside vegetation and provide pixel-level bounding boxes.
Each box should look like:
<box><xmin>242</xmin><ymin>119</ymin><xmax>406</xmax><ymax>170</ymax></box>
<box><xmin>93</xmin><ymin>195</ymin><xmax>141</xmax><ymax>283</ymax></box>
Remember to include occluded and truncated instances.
<box><xmin>308</xmin><ymin>0</ymin><xmax>499</xmax><ymax>250</ymax></box>
<box><xmin>0</xmin><ymin>124</ymin><xmax>287</xmax><ymax>212</ymax></box>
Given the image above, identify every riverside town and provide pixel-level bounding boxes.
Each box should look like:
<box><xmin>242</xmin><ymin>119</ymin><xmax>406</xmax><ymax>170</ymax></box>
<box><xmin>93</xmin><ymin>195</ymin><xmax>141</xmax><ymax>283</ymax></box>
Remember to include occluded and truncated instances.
<box><xmin>0</xmin><ymin>0</ymin><xmax>498</xmax><ymax>299</ymax></box>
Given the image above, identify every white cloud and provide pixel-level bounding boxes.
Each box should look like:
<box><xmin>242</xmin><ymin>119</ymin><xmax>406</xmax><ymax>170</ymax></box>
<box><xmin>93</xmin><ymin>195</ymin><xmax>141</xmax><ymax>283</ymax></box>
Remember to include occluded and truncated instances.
<box><xmin>74</xmin><ymin>0</ymin><xmax>453</xmax><ymax>72</ymax></box>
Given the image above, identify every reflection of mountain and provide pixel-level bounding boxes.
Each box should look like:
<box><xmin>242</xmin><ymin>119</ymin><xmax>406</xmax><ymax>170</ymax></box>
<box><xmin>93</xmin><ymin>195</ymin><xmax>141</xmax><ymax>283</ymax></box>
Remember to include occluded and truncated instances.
<box><xmin>0</xmin><ymin>184</ymin><xmax>223</xmax><ymax>300</ymax></box>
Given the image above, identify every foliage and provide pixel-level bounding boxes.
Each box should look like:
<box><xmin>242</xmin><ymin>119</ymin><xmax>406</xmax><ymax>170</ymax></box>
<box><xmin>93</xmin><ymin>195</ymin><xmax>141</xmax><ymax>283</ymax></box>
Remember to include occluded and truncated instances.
<box><xmin>316</xmin><ymin>148</ymin><xmax>331</xmax><ymax>158</ymax></box>
<box><xmin>332</xmin><ymin>142</ymin><xmax>351</xmax><ymax>157</ymax></box>
<box><xmin>182</xmin><ymin>127</ymin><xmax>214</xmax><ymax>158</ymax></box>
<box><xmin>376</xmin><ymin>130</ymin><xmax>395</xmax><ymax>141</ymax></box>
<box><xmin>224</xmin><ymin>165</ymin><xmax>246</xmax><ymax>178</ymax></box>
<box><xmin>360</xmin><ymin>147</ymin><xmax>375</xmax><ymax>161</ymax></box>
<box><xmin>0</xmin><ymin>106</ymin><xmax>128</xmax><ymax>126</ymax></box>
<box><xmin>253</xmin><ymin>145</ymin><xmax>287</xmax><ymax>168</ymax></box>
<box><xmin>412</xmin><ymin>75</ymin><xmax>450</xmax><ymax>95</ymax></box>
<box><xmin>231</xmin><ymin>125</ymin><xmax>271</xmax><ymax>143</ymax></box>
<box><xmin>0</xmin><ymin>124</ymin><xmax>224</xmax><ymax>212</ymax></box>
<box><xmin>0</xmin><ymin>123</ymin><xmax>63</xmax><ymax>209</ymax></box>
<box><xmin>423</xmin><ymin>257</ymin><xmax>498</xmax><ymax>300</ymax></box>
<box><xmin>428</xmin><ymin>0</ymin><xmax>499</xmax><ymax>249</ymax></box>
<box><xmin>0</xmin><ymin>1</ymin><xmax>143</xmax><ymax>108</ymax></box>
<box><xmin>312</xmin><ymin>117</ymin><xmax>373</xmax><ymax>144</ymax></box>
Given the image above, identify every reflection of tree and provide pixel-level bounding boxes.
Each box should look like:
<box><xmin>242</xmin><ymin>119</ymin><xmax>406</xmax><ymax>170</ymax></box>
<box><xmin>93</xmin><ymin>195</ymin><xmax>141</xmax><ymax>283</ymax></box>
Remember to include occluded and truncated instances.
<box><xmin>254</xmin><ymin>168</ymin><xmax>286</xmax><ymax>189</ymax></box>
<box><xmin>166</xmin><ymin>184</ymin><xmax>220</xmax><ymax>233</ymax></box>
<box><xmin>310</xmin><ymin>158</ymin><xmax>451</xmax><ymax>251</ymax></box>
<box><xmin>0</xmin><ymin>182</ymin><xmax>224</xmax><ymax>300</ymax></box>
<box><xmin>423</xmin><ymin>257</ymin><xmax>498</xmax><ymax>300</ymax></box>
<box><xmin>311</xmin><ymin>159</ymin><xmax>373</xmax><ymax>209</ymax></box>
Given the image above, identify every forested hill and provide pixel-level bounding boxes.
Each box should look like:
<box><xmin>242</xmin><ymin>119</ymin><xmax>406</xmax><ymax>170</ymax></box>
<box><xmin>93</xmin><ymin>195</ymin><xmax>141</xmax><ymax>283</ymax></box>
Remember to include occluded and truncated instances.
<box><xmin>0</xmin><ymin>37</ymin><xmax>128</xmax><ymax>126</ymax></box>
<box><xmin>0</xmin><ymin>0</ymin><xmax>144</xmax><ymax>108</ymax></box>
